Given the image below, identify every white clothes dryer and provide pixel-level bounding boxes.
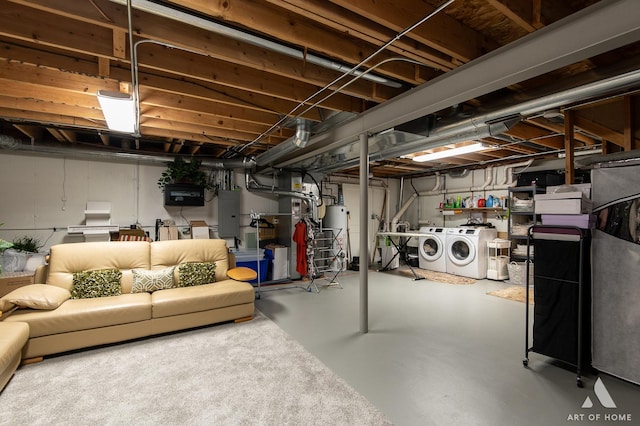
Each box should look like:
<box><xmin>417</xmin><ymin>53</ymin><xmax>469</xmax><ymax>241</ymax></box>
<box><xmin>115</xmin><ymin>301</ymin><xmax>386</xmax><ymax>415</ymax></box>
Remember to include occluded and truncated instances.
<box><xmin>445</xmin><ymin>227</ymin><xmax>497</xmax><ymax>279</ymax></box>
<box><xmin>418</xmin><ymin>226</ymin><xmax>447</xmax><ymax>273</ymax></box>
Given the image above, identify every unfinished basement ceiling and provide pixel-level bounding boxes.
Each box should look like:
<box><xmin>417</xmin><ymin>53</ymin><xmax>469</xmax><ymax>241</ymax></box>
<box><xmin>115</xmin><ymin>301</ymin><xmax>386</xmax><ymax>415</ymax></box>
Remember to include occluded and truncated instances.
<box><xmin>0</xmin><ymin>0</ymin><xmax>639</xmax><ymax>178</ymax></box>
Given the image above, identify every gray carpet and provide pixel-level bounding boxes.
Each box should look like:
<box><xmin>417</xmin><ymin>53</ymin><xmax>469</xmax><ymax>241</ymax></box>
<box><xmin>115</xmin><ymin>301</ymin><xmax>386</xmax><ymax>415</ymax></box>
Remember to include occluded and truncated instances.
<box><xmin>0</xmin><ymin>310</ymin><xmax>391</xmax><ymax>425</ymax></box>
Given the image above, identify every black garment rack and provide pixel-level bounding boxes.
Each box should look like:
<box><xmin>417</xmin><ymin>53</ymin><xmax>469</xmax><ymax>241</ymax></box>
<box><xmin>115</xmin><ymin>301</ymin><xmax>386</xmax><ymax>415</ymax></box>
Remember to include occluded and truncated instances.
<box><xmin>523</xmin><ymin>225</ymin><xmax>591</xmax><ymax>388</ymax></box>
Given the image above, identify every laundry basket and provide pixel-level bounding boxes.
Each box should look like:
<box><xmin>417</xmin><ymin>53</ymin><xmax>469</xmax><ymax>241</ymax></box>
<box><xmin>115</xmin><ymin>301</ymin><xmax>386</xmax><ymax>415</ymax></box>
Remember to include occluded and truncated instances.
<box><xmin>507</xmin><ymin>261</ymin><xmax>534</xmax><ymax>286</ymax></box>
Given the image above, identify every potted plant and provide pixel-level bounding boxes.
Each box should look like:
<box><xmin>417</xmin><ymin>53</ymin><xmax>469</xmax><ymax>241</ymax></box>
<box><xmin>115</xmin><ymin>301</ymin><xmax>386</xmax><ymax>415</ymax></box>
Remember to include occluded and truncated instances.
<box><xmin>0</xmin><ymin>237</ymin><xmax>13</xmax><ymax>275</ymax></box>
<box><xmin>157</xmin><ymin>156</ymin><xmax>212</xmax><ymax>190</ymax></box>
<box><xmin>9</xmin><ymin>236</ymin><xmax>46</xmax><ymax>272</ymax></box>
<box><xmin>11</xmin><ymin>236</ymin><xmax>43</xmax><ymax>254</ymax></box>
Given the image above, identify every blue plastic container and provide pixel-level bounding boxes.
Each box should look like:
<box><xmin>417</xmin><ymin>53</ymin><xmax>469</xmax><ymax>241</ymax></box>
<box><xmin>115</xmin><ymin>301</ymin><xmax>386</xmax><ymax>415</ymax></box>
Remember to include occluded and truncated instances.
<box><xmin>236</xmin><ymin>259</ymin><xmax>269</xmax><ymax>284</ymax></box>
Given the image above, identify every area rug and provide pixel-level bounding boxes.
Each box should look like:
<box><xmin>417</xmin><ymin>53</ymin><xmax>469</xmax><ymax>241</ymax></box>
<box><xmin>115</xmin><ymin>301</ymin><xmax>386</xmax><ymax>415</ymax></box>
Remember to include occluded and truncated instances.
<box><xmin>487</xmin><ymin>285</ymin><xmax>534</xmax><ymax>304</ymax></box>
<box><xmin>398</xmin><ymin>267</ymin><xmax>476</xmax><ymax>285</ymax></box>
<box><xmin>0</xmin><ymin>310</ymin><xmax>391</xmax><ymax>425</ymax></box>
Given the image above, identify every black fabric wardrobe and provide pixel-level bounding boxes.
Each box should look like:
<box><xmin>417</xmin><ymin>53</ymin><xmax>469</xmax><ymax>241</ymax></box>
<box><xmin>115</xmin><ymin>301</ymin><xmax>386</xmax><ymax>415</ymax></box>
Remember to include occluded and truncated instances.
<box><xmin>524</xmin><ymin>226</ymin><xmax>591</xmax><ymax>387</ymax></box>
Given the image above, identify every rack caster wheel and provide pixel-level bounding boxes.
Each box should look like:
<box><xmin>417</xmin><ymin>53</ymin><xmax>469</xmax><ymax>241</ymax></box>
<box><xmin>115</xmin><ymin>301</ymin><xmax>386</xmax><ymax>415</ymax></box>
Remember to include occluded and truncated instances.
<box><xmin>577</xmin><ymin>378</ymin><xmax>584</xmax><ymax>388</ymax></box>
<box><xmin>523</xmin><ymin>359</ymin><xmax>529</xmax><ymax>367</ymax></box>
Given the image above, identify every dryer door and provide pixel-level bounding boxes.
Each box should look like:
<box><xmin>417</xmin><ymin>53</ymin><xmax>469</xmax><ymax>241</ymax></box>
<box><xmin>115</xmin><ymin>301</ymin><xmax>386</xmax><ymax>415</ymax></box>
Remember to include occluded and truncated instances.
<box><xmin>419</xmin><ymin>235</ymin><xmax>444</xmax><ymax>261</ymax></box>
<box><xmin>447</xmin><ymin>236</ymin><xmax>476</xmax><ymax>266</ymax></box>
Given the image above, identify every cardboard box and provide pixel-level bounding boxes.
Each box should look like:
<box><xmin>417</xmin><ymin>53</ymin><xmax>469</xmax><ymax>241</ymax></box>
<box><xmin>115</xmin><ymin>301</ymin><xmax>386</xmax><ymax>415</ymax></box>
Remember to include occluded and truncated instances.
<box><xmin>258</xmin><ymin>216</ymin><xmax>277</xmax><ymax>240</ymax></box>
<box><xmin>0</xmin><ymin>272</ymin><xmax>35</xmax><ymax>297</ymax></box>
<box><xmin>190</xmin><ymin>221</ymin><xmax>210</xmax><ymax>239</ymax></box>
<box><xmin>159</xmin><ymin>225</ymin><xmax>178</xmax><ymax>240</ymax></box>
<box><xmin>259</xmin><ymin>227</ymin><xmax>276</xmax><ymax>240</ymax></box>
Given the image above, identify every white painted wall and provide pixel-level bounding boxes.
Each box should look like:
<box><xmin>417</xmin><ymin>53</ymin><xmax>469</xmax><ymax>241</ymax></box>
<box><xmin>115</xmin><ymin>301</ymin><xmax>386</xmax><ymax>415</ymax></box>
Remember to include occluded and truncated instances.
<box><xmin>0</xmin><ymin>153</ymin><xmax>277</xmax><ymax>251</ymax></box>
<box><xmin>0</xmin><ymin>151</ymin><xmax>516</xmax><ymax>262</ymax></box>
<box><xmin>0</xmin><ymin>153</ymin><xmax>391</xmax><ymax>259</ymax></box>
<box><xmin>400</xmin><ymin>166</ymin><xmax>514</xmax><ymax>236</ymax></box>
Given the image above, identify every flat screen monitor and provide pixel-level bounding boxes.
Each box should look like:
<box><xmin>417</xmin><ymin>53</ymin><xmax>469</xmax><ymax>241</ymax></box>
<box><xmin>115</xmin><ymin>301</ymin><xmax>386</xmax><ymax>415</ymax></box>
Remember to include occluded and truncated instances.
<box><xmin>164</xmin><ymin>184</ymin><xmax>205</xmax><ymax>206</ymax></box>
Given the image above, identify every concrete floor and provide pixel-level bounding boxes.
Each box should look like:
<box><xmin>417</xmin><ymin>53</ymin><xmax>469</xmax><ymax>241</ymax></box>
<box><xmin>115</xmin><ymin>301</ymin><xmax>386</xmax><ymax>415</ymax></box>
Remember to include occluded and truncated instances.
<box><xmin>255</xmin><ymin>268</ymin><xmax>640</xmax><ymax>426</ymax></box>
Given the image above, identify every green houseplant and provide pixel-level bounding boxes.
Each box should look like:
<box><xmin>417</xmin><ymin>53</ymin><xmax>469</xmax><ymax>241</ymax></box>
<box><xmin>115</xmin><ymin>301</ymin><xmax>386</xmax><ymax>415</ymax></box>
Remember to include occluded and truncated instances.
<box><xmin>12</xmin><ymin>236</ymin><xmax>43</xmax><ymax>253</ymax></box>
<box><xmin>157</xmin><ymin>156</ymin><xmax>212</xmax><ymax>190</ymax></box>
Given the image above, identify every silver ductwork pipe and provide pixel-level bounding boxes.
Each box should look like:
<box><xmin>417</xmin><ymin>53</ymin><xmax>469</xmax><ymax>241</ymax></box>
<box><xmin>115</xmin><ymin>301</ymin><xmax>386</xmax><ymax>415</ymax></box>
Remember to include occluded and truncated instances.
<box><xmin>203</xmin><ymin>157</ymin><xmax>255</xmax><ymax>170</ymax></box>
<box><xmin>0</xmin><ymin>134</ymin><xmax>22</xmax><ymax>149</ymax></box>
<box><xmin>255</xmin><ymin>120</ymin><xmax>320</xmax><ymax>167</ymax></box>
<box><xmin>293</xmin><ymin>119</ymin><xmax>311</xmax><ymax>148</ymax></box>
<box><xmin>270</xmin><ymin>0</ymin><xmax>640</xmax><ymax>169</ymax></box>
<box><xmin>244</xmin><ymin>171</ymin><xmax>319</xmax><ymax>204</ymax></box>
<box><xmin>0</xmin><ymin>142</ymin><xmax>256</xmax><ymax>169</ymax></box>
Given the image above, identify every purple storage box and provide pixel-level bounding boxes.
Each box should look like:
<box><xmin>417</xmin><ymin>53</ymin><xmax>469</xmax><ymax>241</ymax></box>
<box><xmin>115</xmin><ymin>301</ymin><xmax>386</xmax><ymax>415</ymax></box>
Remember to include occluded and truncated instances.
<box><xmin>541</xmin><ymin>214</ymin><xmax>596</xmax><ymax>229</ymax></box>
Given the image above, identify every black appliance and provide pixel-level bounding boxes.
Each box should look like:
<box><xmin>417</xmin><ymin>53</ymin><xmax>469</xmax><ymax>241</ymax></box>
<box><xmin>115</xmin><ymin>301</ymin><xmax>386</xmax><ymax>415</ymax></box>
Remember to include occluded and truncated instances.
<box><xmin>163</xmin><ymin>184</ymin><xmax>205</xmax><ymax>206</ymax></box>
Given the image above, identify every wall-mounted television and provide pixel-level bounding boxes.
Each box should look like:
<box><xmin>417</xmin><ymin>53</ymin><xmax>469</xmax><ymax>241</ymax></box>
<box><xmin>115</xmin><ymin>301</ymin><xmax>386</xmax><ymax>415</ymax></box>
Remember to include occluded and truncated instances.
<box><xmin>164</xmin><ymin>184</ymin><xmax>205</xmax><ymax>206</ymax></box>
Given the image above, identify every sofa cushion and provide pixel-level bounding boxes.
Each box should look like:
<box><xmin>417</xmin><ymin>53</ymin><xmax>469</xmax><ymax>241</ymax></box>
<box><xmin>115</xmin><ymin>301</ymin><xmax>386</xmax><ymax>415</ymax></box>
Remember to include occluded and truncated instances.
<box><xmin>131</xmin><ymin>267</ymin><xmax>175</xmax><ymax>293</ymax></box>
<box><xmin>71</xmin><ymin>269</ymin><xmax>122</xmax><ymax>299</ymax></box>
<box><xmin>47</xmin><ymin>241</ymin><xmax>151</xmax><ymax>293</ymax></box>
<box><xmin>3</xmin><ymin>293</ymin><xmax>152</xmax><ymax>337</ymax></box>
<box><xmin>151</xmin><ymin>280</ymin><xmax>255</xmax><ymax>318</ymax></box>
<box><xmin>1</xmin><ymin>284</ymin><xmax>70</xmax><ymax>310</ymax></box>
<box><xmin>177</xmin><ymin>262</ymin><xmax>216</xmax><ymax>287</ymax></box>
<box><xmin>150</xmin><ymin>239</ymin><xmax>230</xmax><ymax>282</ymax></box>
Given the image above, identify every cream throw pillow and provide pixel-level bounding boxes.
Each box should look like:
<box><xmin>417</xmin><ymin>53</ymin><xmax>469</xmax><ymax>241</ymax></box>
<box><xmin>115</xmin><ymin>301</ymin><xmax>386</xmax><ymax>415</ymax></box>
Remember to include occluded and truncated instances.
<box><xmin>1</xmin><ymin>284</ymin><xmax>71</xmax><ymax>310</ymax></box>
<box><xmin>131</xmin><ymin>267</ymin><xmax>175</xmax><ymax>293</ymax></box>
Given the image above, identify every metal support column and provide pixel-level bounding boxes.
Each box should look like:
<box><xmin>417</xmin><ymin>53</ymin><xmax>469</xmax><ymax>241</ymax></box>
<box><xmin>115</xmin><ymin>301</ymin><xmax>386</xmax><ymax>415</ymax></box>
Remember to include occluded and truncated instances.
<box><xmin>359</xmin><ymin>132</ymin><xmax>369</xmax><ymax>333</ymax></box>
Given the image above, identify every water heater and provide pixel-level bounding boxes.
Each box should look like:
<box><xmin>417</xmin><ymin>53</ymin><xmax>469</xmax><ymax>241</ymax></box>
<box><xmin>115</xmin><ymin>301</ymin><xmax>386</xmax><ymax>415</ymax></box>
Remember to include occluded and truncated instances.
<box><xmin>322</xmin><ymin>205</ymin><xmax>348</xmax><ymax>271</ymax></box>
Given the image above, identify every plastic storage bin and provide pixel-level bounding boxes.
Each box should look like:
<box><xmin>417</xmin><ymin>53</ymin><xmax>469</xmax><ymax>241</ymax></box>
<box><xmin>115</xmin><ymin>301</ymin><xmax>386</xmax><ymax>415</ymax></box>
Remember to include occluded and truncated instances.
<box><xmin>234</xmin><ymin>250</ymin><xmax>267</xmax><ymax>284</ymax></box>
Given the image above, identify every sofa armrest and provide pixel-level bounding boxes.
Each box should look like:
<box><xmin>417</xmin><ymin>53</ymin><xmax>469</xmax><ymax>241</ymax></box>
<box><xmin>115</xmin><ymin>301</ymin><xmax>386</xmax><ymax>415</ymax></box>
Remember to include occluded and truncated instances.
<box><xmin>228</xmin><ymin>251</ymin><xmax>237</xmax><ymax>269</ymax></box>
<box><xmin>34</xmin><ymin>264</ymin><xmax>49</xmax><ymax>284</ymax></box>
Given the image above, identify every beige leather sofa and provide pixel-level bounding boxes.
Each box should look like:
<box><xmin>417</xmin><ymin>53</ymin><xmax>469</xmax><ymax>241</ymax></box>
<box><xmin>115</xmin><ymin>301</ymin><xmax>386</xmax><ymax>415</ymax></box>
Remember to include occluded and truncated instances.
<box><xmin>0</xmin><ymin>239</ymin><xmax>255</xmax><ymax>371</ymax></box>
<box><xmin>0</xmin><ymin>322</ymin><xmax>29</xmax><ymax>391</ymax></box>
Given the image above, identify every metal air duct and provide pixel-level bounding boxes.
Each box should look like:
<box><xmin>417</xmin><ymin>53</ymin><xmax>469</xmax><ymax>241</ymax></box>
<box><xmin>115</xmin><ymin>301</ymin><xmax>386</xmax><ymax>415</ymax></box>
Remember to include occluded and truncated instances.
<box><xmin>0</xmin><ymin>142</ymin><xmax>255</xmax><ymax>169</ymax></box>
<box><xmin>269</xmin><ymin>0</ymin><xmax>640</xmax><ymax>170</ymax></box>
<box><xmin>293</xmin><ymin>119</ymin><xmax>311</xmax><ymax>148</ymax></box>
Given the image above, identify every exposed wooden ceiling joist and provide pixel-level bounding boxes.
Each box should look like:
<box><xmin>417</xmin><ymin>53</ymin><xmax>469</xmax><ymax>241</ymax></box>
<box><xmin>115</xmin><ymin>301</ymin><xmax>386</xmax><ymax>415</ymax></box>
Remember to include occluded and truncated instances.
<box><xmin>0</xmin><ymin>0</ymin><xmax>638</xmax><ymax>178</ymax></box>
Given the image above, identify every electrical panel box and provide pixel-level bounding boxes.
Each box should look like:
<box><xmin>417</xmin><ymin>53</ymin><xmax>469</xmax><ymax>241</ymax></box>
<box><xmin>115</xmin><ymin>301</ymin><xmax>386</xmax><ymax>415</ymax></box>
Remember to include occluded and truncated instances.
<box><xmin>218</xmin><ymin>190</ymin><xmax>240</xmax><ymax>237</ymax></box>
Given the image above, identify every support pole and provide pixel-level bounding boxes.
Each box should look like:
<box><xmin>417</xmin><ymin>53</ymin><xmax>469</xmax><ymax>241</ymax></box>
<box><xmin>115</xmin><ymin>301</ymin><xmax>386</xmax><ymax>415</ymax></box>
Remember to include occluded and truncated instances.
<box><xmin>359</xmin><ymin>132</ymin><xmax>369</xmax><ymax>334</ymax></box>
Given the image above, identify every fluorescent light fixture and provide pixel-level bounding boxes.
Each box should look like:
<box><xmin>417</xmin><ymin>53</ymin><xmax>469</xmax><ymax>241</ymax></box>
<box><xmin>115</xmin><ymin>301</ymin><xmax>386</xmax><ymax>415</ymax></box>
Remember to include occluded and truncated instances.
<box><xmin>558</xmin><ymin>148</ymin><xmax>602</xmax><ymax>158</ymax></box>
<box><xmin>97</xmin><ymin>90</ymin><xmax>136</xmax><ymax>133</ymax></box>
<box><xmin>412</xmin><ymin>142</ymin><xmax>485</xmax><ymax>162</ymax></box>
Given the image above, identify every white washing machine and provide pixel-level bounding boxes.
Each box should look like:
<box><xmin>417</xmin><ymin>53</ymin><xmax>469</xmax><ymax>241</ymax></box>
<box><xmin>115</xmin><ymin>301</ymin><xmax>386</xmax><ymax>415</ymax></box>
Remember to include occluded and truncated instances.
<box><xmin>445</xmin><ymin>227</ymin><xmax>497</xmax><ymax>279</ymax></box>
<box><xmin>418</xmin><ymin>226</ymin><xmax>448</xmax><ymax>273</ymax></box>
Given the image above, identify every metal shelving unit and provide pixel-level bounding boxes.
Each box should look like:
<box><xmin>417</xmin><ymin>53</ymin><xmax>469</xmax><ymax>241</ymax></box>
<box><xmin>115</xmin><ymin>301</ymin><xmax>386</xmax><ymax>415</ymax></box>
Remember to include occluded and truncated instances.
<box><xmin>308</xmin><ymin>227</ymin><xmax>344</xmax><ymax>293</ymax></box>
<box><xmin>508</xmin><ymin>185</ymin><xmax>544</xmax><ymax>260</ymax></box>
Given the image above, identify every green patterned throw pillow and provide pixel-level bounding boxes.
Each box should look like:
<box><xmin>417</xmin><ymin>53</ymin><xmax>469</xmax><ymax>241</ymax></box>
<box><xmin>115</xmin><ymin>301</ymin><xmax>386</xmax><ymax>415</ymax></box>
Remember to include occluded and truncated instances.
<box><xmin>131</xmin><ymin>267</ymin><xmax>175</xmax><ymax>293</ymax></box>
<box><xmin>177</xmin><ymin>262</ymin><xmax>216</xmax><ymax>287</ymax></box>
<box><xmin>71</xmin><ymin>269</ymin><xmax>122</xmax><ymax>299</ymax></box>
